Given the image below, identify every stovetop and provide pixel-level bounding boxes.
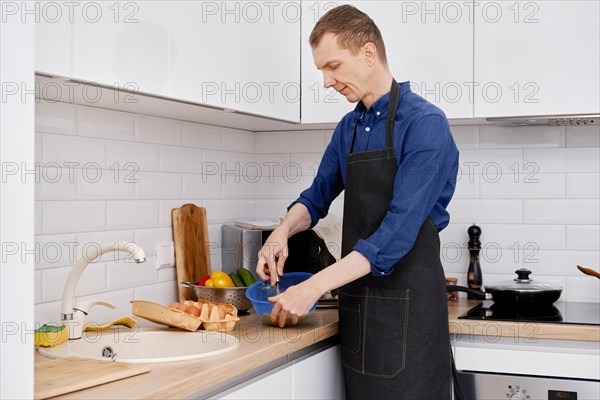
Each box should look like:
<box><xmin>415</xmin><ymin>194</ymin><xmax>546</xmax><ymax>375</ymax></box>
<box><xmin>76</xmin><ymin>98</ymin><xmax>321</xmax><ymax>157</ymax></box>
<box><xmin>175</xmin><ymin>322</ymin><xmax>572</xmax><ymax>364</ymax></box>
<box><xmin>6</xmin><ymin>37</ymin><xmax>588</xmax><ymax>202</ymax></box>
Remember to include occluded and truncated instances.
<box><xmin>458</xmin><ymin>301</ymin><xmax>600</xmax><ymax>325</ymax></box>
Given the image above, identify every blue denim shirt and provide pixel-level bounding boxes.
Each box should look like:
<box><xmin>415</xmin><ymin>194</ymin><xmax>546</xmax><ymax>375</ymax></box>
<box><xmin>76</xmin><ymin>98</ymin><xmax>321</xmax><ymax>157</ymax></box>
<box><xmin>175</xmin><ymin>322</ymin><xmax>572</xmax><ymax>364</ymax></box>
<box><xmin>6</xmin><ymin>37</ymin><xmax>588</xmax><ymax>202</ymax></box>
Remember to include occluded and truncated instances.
<box><xmin>290</xmin><ymin>81</ymin><xmax>459</xmax><ymax>276</ymax></box>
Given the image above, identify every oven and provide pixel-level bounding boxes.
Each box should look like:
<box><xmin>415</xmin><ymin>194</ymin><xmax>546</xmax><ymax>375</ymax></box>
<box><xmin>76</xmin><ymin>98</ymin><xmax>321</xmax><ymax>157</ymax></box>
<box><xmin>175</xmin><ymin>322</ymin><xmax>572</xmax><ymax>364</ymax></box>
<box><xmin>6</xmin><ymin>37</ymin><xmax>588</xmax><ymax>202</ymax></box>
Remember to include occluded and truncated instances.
<box><xmin>454</xmin><ymin>301</ymin><xmax>600</xmax><ymax>400</ymax></box>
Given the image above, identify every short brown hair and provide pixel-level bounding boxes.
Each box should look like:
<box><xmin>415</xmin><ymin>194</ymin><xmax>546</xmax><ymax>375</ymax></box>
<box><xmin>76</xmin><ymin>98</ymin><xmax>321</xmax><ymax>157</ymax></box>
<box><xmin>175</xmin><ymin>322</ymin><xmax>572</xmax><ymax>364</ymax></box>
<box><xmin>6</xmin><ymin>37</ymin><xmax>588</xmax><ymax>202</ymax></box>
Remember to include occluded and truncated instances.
<box><xmin>309</xmin><ymin>5</ymin><xmax>388</xmax><ymax>66</ymax></box>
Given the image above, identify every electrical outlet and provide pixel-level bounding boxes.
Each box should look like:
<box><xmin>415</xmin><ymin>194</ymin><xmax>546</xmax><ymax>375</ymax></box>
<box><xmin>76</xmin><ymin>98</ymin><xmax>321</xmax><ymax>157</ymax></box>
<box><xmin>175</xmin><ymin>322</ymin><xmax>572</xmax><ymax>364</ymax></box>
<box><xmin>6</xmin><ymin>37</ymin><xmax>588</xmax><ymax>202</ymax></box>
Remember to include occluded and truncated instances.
<box><xmin>155</xmin><ymin>240</ymin><xmax>175</xmax><ymax>270</ymax></box>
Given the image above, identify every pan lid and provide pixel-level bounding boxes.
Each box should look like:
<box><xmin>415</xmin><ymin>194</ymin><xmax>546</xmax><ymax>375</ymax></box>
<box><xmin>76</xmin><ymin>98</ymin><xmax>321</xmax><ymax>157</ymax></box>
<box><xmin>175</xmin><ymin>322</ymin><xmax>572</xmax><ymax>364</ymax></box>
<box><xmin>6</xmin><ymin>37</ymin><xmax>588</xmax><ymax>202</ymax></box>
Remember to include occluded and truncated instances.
<box><xmin>485</xmin><ymin>269</ymin><xmax>563</xmax><ymax>292</ymax></box>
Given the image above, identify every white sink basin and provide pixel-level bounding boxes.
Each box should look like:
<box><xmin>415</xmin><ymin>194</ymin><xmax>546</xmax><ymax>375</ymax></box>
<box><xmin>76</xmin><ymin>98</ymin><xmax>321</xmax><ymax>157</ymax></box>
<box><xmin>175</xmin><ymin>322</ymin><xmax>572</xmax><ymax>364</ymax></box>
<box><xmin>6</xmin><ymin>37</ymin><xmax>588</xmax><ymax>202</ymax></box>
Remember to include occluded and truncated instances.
<box><xmin>38</xmin><ymin>329</ymin><xmax>238</xmax><ymax>363</ymax></box>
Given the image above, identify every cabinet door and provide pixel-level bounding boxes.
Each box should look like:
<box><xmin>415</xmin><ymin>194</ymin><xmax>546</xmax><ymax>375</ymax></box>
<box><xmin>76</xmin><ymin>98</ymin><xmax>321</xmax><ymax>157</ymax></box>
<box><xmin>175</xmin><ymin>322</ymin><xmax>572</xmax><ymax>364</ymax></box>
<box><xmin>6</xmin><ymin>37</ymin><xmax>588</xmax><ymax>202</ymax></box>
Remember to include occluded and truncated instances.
<box><xmin>73</xmin><ymin>1</ymin><xmax>169</xmax><ymax>96</ymax></box>
<box><xmin>170</xmin><ymin>1</ymin><xmax>300</xmax><ymax>121</ymax></box>
<box><xmin>301</xmin><ymin>1</ymin><xmax>474</xmax><ymax>124</ymax></box>
<box><xmin>218</xmin><ymin>364</ymin><xmax>294</xmax><ymax>400</ymax></box>
<box><xmin>474</xmin><ymin>1</ymin><xmax>600</xmax><ymax>117</ymax></box>
<box><xmin>294</xmin><ymin>346</ymin><xmax>345</xmax><ymax>399</ymax></box>
<box><xmin>35</xmin><ymin>3</ymin><xmax>72</xmax><ymax>77</ymax></box>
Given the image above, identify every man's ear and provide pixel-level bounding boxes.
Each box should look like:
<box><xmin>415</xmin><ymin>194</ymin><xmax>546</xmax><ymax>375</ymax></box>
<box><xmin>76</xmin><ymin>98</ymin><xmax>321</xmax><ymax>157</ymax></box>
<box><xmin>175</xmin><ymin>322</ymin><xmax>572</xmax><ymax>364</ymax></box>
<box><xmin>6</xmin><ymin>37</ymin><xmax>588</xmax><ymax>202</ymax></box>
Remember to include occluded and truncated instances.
<box><xmin>362</xmin><ymin>42</ymin><xmax>377</xmax><ymax>66</ymax></box>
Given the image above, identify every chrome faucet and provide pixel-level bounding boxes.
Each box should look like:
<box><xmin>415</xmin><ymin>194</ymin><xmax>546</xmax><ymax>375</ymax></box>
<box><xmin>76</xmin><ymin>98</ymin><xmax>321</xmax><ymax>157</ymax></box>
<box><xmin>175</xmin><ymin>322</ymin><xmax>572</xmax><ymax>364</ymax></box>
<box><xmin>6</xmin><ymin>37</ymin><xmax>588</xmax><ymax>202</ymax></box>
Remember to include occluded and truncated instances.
<box><xmin>61</xmin><ymin>241</ymin><xmax>146</xmax><ymax>340</ymax></box>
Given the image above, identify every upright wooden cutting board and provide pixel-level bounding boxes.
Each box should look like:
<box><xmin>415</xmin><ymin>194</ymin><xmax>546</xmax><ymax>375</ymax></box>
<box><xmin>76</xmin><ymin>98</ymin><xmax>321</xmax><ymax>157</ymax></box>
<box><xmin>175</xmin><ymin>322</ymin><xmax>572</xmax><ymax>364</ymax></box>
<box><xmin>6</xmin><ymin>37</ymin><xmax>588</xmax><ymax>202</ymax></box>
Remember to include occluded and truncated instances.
<box><xmin>172</xmin><ymin>204</ymin><xmax>212</xmax><ymax>302</ymax></box>
<box><xmin>35</xmin><ymin>357</ymin><xmax>151</xmax><ymax>399</ymax></box>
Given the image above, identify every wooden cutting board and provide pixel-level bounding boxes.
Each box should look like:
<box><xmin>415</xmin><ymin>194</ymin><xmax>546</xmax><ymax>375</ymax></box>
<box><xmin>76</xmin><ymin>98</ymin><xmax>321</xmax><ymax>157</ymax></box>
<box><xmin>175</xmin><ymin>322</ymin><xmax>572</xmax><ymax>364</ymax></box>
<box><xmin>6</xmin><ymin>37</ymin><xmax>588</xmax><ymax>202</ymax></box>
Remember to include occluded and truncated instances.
<box><xmin>35</xmin><ymin>357</ymin><xmax>151</xmax><ymax>399</ymax></box>
<box><xmin>172</xmin><ymin>204</ymin><xmax>212</xmax><ymax>302</ymax></box>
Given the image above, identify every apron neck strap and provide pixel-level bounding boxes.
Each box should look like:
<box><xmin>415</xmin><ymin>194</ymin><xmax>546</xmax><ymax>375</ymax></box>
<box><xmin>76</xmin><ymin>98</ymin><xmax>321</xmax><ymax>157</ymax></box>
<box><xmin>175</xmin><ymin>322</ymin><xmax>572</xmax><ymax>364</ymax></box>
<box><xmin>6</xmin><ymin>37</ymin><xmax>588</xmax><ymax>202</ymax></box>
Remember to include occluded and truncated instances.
<box><xmin>386</xmin><ymin>79</ymin><xmax>401</xmax><ymax>148</ymax></box>
<box><xmin>350</xmin><ymin>79</ymin><xmax>402</xmax><ymax>153</ymax></box>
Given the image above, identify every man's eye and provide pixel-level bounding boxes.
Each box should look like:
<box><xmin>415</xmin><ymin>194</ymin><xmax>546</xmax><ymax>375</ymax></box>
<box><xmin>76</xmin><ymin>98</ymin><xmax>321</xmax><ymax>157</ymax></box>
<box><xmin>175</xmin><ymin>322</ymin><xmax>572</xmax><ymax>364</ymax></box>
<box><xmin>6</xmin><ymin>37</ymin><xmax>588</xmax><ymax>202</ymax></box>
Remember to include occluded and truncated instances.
<box><xmin>330</xmin><ymin>65</ymin><xmax>338</xmax><ymax>70</ymax></box>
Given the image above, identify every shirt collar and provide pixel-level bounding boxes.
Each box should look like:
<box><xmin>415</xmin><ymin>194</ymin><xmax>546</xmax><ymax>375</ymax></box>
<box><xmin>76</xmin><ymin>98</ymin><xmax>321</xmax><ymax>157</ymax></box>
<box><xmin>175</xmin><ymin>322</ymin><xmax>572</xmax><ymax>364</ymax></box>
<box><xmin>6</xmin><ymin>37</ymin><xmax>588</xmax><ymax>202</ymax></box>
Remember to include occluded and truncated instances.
<box><xmin>353</xmin><ymin>80</ymin><xmax>410</xmax><ymax>118</ymax></box>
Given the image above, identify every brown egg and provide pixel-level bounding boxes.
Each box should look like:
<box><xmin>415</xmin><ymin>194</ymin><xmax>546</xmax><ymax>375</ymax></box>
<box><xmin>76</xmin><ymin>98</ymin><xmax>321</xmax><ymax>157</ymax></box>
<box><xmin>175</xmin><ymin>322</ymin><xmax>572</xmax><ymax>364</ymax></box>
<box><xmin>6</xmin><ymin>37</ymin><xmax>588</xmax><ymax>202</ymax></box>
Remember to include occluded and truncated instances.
<box><xmin>185</xmin><ymin>305</ymin><xmax>201</xmax><ymax>317</ymax></box>
<box><xmin>177</xmin><ymin>303</ymin><xmax>188</xmax><ymax>312</ymax></box>
<box><xmin>169</xmin><ymin>302</ymin><xmax>180</xmax><ymax>310</ymax></box>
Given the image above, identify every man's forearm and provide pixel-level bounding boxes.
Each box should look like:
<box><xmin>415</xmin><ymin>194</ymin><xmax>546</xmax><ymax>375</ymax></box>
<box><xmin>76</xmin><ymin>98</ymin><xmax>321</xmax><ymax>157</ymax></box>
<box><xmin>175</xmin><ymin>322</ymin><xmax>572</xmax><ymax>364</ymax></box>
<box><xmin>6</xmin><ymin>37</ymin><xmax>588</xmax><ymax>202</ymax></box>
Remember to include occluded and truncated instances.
<box><xmin>310</xmin><ymin>251</ymin><xmax>372</xmax><ymax>294</ymax></box>
<box><xmin>278</xmin><ymin>203</ymin><xmax>312</xmax><ymax>237</ymax></box>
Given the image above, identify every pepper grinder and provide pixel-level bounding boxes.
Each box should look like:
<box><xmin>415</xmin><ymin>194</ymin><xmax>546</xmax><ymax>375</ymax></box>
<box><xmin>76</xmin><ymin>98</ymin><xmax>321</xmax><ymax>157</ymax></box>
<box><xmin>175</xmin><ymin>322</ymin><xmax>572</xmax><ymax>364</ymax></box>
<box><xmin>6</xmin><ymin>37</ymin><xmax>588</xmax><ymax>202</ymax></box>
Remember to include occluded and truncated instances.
<box><xmin>467</xmin><ymin>223</ymin><xmax>482</xmax><ymax>299</ymax></box>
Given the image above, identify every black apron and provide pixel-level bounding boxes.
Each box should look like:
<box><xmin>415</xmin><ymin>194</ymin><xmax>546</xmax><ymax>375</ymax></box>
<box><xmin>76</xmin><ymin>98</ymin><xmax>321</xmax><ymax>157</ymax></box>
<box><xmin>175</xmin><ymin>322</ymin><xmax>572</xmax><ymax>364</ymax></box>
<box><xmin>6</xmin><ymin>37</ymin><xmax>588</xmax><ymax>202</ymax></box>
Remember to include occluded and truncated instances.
<box><xmin>339</xmin><ymin>80</ymin><xmax>451</xmax><ymax>400</ymax></box>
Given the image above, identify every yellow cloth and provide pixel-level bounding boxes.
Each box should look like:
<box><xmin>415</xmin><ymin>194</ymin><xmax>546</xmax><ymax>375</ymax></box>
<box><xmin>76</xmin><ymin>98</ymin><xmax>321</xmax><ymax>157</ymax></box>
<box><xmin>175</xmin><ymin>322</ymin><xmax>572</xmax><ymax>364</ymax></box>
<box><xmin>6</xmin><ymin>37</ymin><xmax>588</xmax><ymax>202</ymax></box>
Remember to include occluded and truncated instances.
<box><xmin>83</xmin><ymin>316</ymin><xmax>137</xmax><ymax>332</ymax></box>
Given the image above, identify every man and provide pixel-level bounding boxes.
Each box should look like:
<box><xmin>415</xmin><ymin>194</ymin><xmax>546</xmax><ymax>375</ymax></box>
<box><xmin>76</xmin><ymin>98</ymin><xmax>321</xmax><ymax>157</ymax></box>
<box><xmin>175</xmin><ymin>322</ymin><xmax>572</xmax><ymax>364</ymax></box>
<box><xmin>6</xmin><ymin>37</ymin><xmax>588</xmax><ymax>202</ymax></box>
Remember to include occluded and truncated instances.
<box><xmin>256</xmin><ymin>4</ymin><xmax>459</xmax><ymax>399</ymax></box>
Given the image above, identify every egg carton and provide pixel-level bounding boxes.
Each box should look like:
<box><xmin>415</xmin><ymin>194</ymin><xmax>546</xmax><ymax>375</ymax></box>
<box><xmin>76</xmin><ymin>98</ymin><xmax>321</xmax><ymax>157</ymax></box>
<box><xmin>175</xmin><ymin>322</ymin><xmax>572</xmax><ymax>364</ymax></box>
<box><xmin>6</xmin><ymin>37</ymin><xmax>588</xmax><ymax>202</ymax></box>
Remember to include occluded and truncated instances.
<box><xmin>130</xmin><ymin>300</ymin><xmax>201</xmax><ymax>332</ymax></box>
<box><xmin>182</xmin><ymin>300</ymin><xmax>240</xmax><ymax>332</ymax></box>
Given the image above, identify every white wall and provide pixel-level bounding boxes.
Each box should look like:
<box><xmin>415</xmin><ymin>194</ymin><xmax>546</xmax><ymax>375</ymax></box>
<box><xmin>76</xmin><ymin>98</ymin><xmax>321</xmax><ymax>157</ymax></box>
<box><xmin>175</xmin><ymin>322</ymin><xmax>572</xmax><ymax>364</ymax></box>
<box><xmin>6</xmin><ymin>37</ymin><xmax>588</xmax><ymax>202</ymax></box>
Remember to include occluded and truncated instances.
<box><xmin>255</xmin><ymin>124</ymin><xmax>600</xmax><ymax>303</ymax></box>
<box><xmin>34</xmin><ymin>101</ymin><xmax>257</xmax><ymax>326</ymax></box>
<box><xmin>34</xmin><ymin>102</ymin><xmax>599</xmax><ymax>328</ymax></box>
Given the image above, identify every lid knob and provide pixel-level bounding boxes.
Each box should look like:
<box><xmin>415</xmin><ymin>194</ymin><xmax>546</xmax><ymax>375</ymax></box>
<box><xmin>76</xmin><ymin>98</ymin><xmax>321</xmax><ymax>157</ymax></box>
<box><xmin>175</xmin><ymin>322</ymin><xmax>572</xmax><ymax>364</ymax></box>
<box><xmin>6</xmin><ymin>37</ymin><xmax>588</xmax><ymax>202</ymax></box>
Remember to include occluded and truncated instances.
<box><xmin>514</xmin><ymin>268</ymin><xmax>532</xmax><ymax>282</ymax></box>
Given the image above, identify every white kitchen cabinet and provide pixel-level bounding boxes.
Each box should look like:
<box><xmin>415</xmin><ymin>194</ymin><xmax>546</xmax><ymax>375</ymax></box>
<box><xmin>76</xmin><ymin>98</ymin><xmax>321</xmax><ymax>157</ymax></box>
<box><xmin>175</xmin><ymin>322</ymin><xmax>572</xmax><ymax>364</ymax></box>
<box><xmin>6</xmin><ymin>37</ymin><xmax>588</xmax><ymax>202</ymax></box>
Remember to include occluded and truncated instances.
<box><xmin>170</xmin><ymin>1</ymin><xmax>300</xmax><ymax>122</ymax></box>
<box><xmin>474</xmin><ymin>1</ymin><xmax>600</xmax><ymax>117</ymax></box>
<box><xmin>293</xmin><ymin>345</ymin><xmax>345</xmax><ymax>399</ymax></box>
<box><xmin>218</xmin><ymin>364</ymin><xmax>294</xmax><ymax>400</ymax></box>
<box><xmin>301</xmin><ymin>1</ymin><xmax>474</xmax><ymax>124</ymax></box>
<box><xmin>72</xmin><ymin>1</ymin><xmax>169</xmax><ymax>96</ymax></box>
<box><xmin>35</xmin><ymin>3</ymin><xmax>72</xmax><ymax>78</ymax></box>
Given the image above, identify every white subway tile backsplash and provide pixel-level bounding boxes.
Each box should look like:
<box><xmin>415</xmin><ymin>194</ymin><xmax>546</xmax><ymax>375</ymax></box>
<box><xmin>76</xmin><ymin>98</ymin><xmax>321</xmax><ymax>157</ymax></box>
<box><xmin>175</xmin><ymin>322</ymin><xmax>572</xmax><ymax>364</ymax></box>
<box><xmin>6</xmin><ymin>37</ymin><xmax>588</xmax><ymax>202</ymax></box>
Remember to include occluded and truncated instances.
<box><xmin>566</xmin><ymin>124</ymin><xmax>600</xmax><ymax>147</ymax></box>
<box><xmin>531</xmin><ymin>250</ymin><xmax>600</xmax><ymax>276</ymax></box>
<box><xmin>454</xmin><ymin>174</ymin><xmax>480</xmax><ymax>198</ymax></box>
<box><xmin>107</xmin><ymin>140</ymin><xmax>159</xmax><ymax>172</ymax></box>
<box><xmin>77</xmin><ymin>105</ymin><xmax>134</xmax><ymax>140</ymax></box>
<box><xmin>255</xmin><ymin>200</ymin><xmax>291</xmax><ymax>220</ymax></box>
<box><xmin>566</xmin><ymin>225</ymin><xmax>600</xmax><ymax>251</ymax></box>
<box><xmin>203</xmin><ymin>199</ymin><xmax>239</xmax><ymax>223</ymax></box>
<box><xmin>524</xmin><ymin>200</ymin><xmax>599</xmax><ymax>224</ymax></box>
<box><xmin>254</xmin><ymin>153</ymin><xmax>291</xmax><ymax>178</ymax></box>
<box><xmin>35</xmin><ymin>101</ymin><xmax>76</xmax><ymax>134</ymax></box>
<box><xmin>134</xmin><ymin>228</ymin><xmax>173</xmax><ymax>257</ymax></box>
<box><xmin>238</xmin><ymin>200</ymin><xmax>256</xmax><ymax>221</ymax></box>
<box><xmin>77</xmin><ymin>169</ymin><xmax>135</xmax><ymax>199</ymax></box>
<box><xmin>159</xmin><ymin>146</ymin><xmax>203</xmax><ymax>173</ymax></box>
<box><xmin>135</xmin><ymin>172</ymin><xmax>182</xmax><ymax>199</ymax></box>
<box><xmin>35</xmin><ymin>167</ymin><xmax>78</xmax><ymax>200</ymax></box>
<box><xmin>480</xmin><ymin>173</ymin><xmax>565</xmax><ymax>198</ymax></box>
<box><xmin>35</xmin><ymin>233</ymin><xmax>77</xmax><ymax>269</ymax></box>
<box><xmin>458</xmin><ymin>149</ymin><xmax>523</xmax><ymax>174</ymax></box>
<box><xmin>43</xmin><ymin>134</ymin><xmax>106</xmax><ymax>168</ymax></box>
<box><xmin>450</xmin><ymin>125</ymin><xmax>479</xmax><ymax>149</ymax></box>
<box><xmin>36</xmin><ymin>133</ymin><xmax>43</xmax><ymax>163</ymax></box>
<box><xmin>35</xmin><ymin>201</ymin><xmax>42</xmax><ymax>234</ymax></box>
<box><xmin>480</xmin><ymin>125</ymin><xmax>565</xmax><ymax>149</ymax></box>
<box><xmin>135</xmin><ymin>115</ymin><xmax>182</xmax><ymax>145</ymax></box>
<box><xmin>567</xmin><ymin>174</ymin><xmax>600</xmax><ymax>198</ymax></box>
<box><xmin>566</xmin><ymin>277</ymin><xmax>600</xmax><ymax>302</ymax></box>
<box><xmin>202</xmin><ymin>149</ymin><xmax>238</xmax><ymax>175</ymax></box>
<box><xmin>42</xmin><ymin>201</ymin><xmax>106</xmax><ymax>234</ymax></box>
<box><xmin>524</xmin><ymin>148</ymin><xmax>600</xmax><ymax>173</ymax></box>
<box><xmin>158</xmin><ymin>267</ymin><xmax>177</xmax><ymax>283</ymax></box>
<box><xmin>221</xmin><ymin>128</ymin><xmax>255</xmax><ymax>153</ymax></box>
<box><xmin>41</xmin><ymin>262</ymin><xmax>107</xmax><ymax>302</ymax></box>
<box><xmin>221</xmin><ymin>175</ymin><xmax>256</xmax><ymax>199</ymax></box>
<box><xmin>183</xmin><ymin>174</ymin><xmax>222</xmax><ymax>199</ymax></box>
<box><xmin>107</xmin><ymin>201</ymin><xmax>158</xmax><ymax>230</ymax></box>
<box><xmin>255</xmin><ymin>130</ymin><xmax>325</xmax><ymax>153</ymax></box>
<box><xmin>106</xmin><ymin>257</ymin><xmax>157</xmax><ymax>291</ymax></box>
<box><xmin>255</xmin><ymin>176</ymin><xmax>315</xmax><ymax>200</ymax></box>
<box><xmin>290</xmin><ymin>153</ymin><xmax>323</xmax><ymax>177</ymax></box>
<box><xmin>447</xmin><ymin>199</ymin><xmax>522</xmax><ymax>224</ymax></box>
<box><xmin>183</xmin><ymin>122</ymin><xmax>221</xmax><ymax>149</ymax></box>
<box><xmin>134</xmin><ymin>280</ymin><xmax>178</xmax><ymax>307</ymax></box>
<box><xmin>35</xmin><ymin>270</ymin><xmax>42</xmax><ymax>304</ymax></box>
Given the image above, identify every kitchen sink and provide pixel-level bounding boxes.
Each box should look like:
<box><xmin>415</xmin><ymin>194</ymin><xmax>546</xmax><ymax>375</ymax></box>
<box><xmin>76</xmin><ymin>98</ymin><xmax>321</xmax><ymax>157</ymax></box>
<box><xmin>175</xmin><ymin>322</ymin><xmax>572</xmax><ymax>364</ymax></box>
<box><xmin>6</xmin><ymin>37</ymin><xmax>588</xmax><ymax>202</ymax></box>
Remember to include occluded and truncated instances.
<box><xmin>38</xmin><ymin>329</ymin><xmax>239</xmax><ymax>363</ymax></box>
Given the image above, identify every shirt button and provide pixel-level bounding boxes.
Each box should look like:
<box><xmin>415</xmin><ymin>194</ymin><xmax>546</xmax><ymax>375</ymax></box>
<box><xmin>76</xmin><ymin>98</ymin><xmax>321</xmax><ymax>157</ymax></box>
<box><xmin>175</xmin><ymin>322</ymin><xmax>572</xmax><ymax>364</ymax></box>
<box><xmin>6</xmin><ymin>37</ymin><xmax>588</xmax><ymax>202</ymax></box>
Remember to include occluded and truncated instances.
<box><xmin>376</xmin><ymin>111</ymin><xmax>381</xmax><ymax>116</ymax></box>
<box><xmin>365</xmin><ymin>127</ymin><xmax>371</xmax><ymax>132</ymax></box>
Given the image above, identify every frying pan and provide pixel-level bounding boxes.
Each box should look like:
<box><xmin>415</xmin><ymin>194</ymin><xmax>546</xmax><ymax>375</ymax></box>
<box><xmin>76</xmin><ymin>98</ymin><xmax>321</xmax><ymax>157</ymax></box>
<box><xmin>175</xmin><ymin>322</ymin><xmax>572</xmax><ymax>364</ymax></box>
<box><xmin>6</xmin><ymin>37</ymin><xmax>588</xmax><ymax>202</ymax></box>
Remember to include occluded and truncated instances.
<box><xmin>447</xmin><ymin>268</ymin><xmax>562</xmax><ymax>309</ymax></box>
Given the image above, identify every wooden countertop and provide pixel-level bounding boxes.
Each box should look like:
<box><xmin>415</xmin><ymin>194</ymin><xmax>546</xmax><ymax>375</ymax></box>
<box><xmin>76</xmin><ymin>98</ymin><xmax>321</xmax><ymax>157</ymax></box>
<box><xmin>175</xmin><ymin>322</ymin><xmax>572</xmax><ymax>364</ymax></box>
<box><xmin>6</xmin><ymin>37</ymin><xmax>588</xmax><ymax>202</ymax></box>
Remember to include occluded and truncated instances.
<box><xmin>449</xmin><ymin>298</ymin><xmax>600</xmax><ymax>342</ymax></box>
<box><xmin>35</xmin><ymin>308</ymin><xmax>339</xmax><ymax>400</ymax></box>
<box><xmin>35</xmin><ymin>301</ymin><xmax>599</xmax><ymax>399</ymax></box>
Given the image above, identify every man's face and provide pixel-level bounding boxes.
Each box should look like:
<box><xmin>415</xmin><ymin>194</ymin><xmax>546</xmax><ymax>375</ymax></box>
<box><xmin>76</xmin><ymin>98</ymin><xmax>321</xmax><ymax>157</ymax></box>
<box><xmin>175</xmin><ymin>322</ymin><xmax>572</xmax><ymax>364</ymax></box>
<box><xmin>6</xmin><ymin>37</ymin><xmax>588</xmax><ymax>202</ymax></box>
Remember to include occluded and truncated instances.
<box><xmin>311</xmin><ymin>32</ymin><xmax>371</xmax><ymax>104</ymax></box>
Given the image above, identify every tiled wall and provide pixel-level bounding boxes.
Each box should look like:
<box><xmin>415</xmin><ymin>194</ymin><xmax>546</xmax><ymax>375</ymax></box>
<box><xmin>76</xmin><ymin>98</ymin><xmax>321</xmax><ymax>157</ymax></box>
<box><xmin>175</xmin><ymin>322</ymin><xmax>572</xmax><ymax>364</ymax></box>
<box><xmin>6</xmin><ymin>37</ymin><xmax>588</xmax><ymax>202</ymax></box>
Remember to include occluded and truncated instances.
<box><xmin>34</xmin><ymin>101</ymin><xmax>259</xmax><ymax>325</ymax></box>
<box><xmin>254</xmin><ymin>124</ymin><xmax>600</xmax><ymax>303</ymax></box>
<box><xmin>35</xmin><ymin>101</ymin><xmax>599</xmax><ymax>326</ymax></box>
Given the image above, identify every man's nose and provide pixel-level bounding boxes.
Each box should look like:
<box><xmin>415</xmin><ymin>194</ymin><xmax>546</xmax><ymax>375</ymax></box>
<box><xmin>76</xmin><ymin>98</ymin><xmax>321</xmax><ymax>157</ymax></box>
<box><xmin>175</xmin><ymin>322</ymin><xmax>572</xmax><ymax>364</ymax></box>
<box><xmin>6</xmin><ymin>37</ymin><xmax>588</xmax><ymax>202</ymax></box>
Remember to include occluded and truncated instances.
<box><xmin>322</xmin><ymin>72</ymin><xmax>335</xmax><ymax>89</ymax></box>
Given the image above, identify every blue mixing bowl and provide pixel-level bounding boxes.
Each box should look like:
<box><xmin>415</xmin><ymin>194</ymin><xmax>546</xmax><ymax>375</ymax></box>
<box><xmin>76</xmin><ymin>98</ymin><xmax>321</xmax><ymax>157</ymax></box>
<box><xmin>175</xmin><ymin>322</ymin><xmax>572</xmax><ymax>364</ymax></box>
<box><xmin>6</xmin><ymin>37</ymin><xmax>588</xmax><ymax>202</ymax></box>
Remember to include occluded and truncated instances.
<box><xmin>245</xmin><ymin>272</ymin><xmax>317</xmax><ymax>325</ymax></box>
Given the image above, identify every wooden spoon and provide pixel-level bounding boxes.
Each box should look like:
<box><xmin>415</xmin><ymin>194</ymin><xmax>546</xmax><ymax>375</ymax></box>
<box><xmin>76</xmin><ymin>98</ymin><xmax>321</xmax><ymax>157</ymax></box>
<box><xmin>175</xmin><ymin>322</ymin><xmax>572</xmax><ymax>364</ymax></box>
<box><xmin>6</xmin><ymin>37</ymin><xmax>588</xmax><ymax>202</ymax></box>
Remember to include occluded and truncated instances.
<box><xmin>577</xmin><ymin>265</ymin><xmax>600</xmax><ymax>279</ymax></box>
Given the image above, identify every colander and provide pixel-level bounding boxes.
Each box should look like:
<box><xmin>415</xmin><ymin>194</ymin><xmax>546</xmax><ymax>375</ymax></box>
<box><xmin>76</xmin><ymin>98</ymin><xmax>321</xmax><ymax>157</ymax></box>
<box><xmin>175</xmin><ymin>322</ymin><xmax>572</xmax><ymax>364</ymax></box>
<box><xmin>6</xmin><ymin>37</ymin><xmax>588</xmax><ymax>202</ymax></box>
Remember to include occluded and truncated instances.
<box><xmin>180</xmin><ymin>282</ymin><xmax>253</xmax><ymax>312</ymax></box>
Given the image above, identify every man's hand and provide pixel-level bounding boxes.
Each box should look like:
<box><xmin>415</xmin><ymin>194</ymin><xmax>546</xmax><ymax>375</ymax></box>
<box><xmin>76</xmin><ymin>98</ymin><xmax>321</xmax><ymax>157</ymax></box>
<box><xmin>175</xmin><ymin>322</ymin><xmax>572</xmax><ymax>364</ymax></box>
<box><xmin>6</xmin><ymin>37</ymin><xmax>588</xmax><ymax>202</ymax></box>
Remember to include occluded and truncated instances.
<box><xmin>256</xmin><ymin>227</ymin><xmax>289</xmax><ymax>286</ymax></box>
<box><xmin>268</xmin><ymin>279</ymin><xmax>322</xmax><ymax>327</ymax></box>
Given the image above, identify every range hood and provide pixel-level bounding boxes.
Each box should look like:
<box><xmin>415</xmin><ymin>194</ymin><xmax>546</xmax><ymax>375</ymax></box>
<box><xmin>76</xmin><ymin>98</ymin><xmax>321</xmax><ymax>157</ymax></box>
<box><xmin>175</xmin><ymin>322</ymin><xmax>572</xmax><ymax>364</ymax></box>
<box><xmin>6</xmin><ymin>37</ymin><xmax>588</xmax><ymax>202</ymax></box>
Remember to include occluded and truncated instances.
<box><xmin>486</xmin><ymin>114</ymin><xmax>599</xmax><ymax>127</ymax></box>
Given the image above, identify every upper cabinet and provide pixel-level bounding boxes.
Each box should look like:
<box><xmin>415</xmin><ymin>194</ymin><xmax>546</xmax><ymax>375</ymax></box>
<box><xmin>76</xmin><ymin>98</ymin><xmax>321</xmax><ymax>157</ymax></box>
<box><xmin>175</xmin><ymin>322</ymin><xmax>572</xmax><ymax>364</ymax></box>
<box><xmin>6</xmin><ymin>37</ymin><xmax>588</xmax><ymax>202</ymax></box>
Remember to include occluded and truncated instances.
<box><xmin>301</xmin><ymin>1</ymin><xmax>474</xmax><ymax>124</ymax></box>
<box><xmin>170</xmin><ymin>1</ymin><xmax>300</xmax><ymax>122</ymax></box>
<box><xmin>72</xmin><ymin>1</ymin><xmax>170</xmax><ymax>97</ymax></box>
<box><xmin>35</xmin><ymin>8</ymin><xmax>72</xmax><ymax>78</ymax></box>
<box><xmin>474</xmin><ymin>1</ymin><xmax>600</xmax><ymax>117</ymax></box>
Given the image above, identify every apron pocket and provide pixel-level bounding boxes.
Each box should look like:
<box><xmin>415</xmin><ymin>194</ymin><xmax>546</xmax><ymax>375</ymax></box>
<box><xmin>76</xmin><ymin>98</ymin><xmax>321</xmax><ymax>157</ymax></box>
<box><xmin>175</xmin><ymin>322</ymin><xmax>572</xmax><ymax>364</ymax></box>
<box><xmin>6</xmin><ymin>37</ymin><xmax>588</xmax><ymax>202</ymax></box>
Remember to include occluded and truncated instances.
<box><xmin>362</xmin><ymin>287</ymin><xmax>410</xmax><ymax>378</ymax></box>
<box><xmin>338</xmin><ymin>297</ymin><xmax>361</xmax><ymax>355</ymax></box>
